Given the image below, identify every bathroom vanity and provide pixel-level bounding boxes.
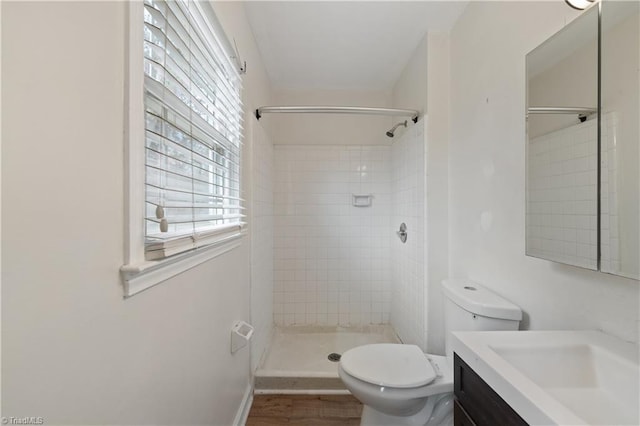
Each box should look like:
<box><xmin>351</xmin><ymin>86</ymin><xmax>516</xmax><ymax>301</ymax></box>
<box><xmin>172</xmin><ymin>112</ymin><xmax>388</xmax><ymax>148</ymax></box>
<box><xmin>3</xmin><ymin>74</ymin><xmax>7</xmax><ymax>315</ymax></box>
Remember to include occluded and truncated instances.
<box><xmin>453</xmin><ymin>354</ymin><xmax>526</xmax><ymax>426</ymax></box>
<box><xmin>452</xmin><ymin>330</ymin><xmax>639</xmax><ymax>426</ymax></box>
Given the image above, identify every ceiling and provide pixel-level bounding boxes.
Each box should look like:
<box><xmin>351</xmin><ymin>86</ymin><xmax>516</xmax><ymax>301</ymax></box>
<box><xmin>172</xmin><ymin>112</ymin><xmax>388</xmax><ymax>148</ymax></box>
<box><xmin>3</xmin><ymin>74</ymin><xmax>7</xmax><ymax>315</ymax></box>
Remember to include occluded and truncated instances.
<box><xmin>244</xmin><ymin>1</ymin><xmax>468</xmax><ymax>90</ymax></box>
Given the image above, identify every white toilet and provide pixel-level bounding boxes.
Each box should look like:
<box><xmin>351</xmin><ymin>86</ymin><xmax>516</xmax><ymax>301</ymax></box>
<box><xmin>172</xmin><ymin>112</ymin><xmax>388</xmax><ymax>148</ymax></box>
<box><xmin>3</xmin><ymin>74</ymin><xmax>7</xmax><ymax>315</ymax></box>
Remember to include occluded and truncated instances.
<box><xmin>338</xmin><ymin>279</ymin><xmax>522</xmax><ymax>426</ymax></box>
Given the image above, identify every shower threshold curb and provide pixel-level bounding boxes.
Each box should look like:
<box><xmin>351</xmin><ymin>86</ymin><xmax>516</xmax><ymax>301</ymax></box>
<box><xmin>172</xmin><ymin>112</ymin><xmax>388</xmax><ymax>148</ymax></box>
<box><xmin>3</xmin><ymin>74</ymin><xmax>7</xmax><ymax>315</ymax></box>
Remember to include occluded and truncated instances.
<box><xmin>254</xmin><ymin>388</ymin><xmax>351</xmax><ymax>395</ymax></box>
<box><xmin>254</xmin><ymin>374</ymin><xmax>347</xmax><ymax>393</ymax></box>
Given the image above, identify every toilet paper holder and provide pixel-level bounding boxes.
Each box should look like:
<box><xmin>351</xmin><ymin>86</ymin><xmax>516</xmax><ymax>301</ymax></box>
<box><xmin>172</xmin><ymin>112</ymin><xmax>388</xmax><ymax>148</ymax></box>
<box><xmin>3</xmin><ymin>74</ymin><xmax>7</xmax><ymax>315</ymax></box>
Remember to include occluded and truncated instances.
<box><xmin>231</xmin><ymin>321</ymin><xmax>254</xmax><ymax>353</ymax></box>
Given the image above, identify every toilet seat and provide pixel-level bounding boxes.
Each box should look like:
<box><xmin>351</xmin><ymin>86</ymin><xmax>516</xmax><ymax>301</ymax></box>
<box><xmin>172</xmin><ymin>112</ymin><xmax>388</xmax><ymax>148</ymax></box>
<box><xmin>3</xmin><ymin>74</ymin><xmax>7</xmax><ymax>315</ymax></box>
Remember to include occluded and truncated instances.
<box><xmin>340</xmin><ymin>344</ymin><xmax>437</xmax><ymax>388</ymax></box>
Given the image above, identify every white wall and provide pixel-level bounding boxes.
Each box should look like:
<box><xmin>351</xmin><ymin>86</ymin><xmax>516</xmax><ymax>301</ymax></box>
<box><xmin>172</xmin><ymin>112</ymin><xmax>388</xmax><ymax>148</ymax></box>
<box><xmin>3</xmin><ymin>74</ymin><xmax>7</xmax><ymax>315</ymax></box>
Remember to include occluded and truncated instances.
<box><xmin>423</xmin><ymin>33</ymin><xmax>450</xmax><ymax>354</ymax></box>
<box><xmin>449</xmin><ymin>1</ymin><xmax>639</xmax><ymax>343</ymax></box>
<box><xmin>391</xmin><ymin>36</ymin><xmax>428</xmax><ymax>115</ymax></box>
<box><xmin>273</xmin><ymin>145</ymin><xmax>392</xmax><ymax>326</ymax></box>
<box><xmin>2</xmin><ymin>1</ymin><xmax>272</xmax><ymax>424</ymax></box>
<box><xmin>270</xmin><ymin>89</ymin><xmax>393</xmax><ymax>146</ymax></box>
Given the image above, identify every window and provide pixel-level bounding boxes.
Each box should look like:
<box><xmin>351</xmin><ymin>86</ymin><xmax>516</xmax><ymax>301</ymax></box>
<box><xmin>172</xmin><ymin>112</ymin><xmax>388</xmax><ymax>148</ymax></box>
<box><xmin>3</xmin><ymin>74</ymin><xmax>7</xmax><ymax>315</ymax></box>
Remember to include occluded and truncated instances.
<box><xmin>122</xmin><ymin>0</ymin><xmax>245</xmax><ymax>296</ymax></box>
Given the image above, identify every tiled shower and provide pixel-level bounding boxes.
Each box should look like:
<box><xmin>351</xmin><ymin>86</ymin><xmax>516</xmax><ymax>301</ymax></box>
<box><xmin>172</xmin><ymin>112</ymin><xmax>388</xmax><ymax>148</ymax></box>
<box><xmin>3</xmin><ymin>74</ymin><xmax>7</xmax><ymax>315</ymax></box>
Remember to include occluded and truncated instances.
<box><xmin>262</xmin><ymin>121</ymin><xmax>427</xmax><ymax>351</ymax></box>
<box><xmin>390</xmin><ymin>123</ymin><xmax>426</xmax><ymax>348</ymax></box>
<box><xmin>273</xmin><ymin>145</ymin><xmax>393</xmax><ymax>326</ymax></box>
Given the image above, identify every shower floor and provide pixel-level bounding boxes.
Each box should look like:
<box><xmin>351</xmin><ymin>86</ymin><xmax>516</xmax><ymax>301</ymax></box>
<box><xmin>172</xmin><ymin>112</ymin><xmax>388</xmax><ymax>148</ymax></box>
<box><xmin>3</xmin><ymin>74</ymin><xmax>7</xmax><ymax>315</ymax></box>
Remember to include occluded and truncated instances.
<box><xmin>255</xmin><ymin>325</ymin><xmax>400</xmax><ymax>394</ymax></box>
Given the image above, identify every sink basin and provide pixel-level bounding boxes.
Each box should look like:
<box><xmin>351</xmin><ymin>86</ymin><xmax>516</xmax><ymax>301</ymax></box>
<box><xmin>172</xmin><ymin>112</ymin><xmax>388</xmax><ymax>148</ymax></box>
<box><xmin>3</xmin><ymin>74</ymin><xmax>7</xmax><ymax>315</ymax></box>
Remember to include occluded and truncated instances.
<box><xmin>453</xmin><ymin>330</ymin><xmax>639</xmax><ymax>425</ymax></box>
<box><xmin>492</xmin><ymin>343</ymin><xmax>638</xmax><ymax>425</ymax></box>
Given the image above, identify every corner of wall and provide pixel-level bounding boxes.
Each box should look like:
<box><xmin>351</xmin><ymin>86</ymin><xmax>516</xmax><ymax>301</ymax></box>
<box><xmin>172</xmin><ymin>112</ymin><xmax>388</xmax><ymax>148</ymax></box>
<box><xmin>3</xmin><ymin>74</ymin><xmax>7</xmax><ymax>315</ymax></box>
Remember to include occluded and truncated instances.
<box><xmin>389</xmin><ymin>30</ymin><xmax>452</xmax><ymax>354</ymax></box>
<box><xmin>425</xmin><ymin>31</ymin><xmax>451</xmax><ymax>355</ymax></box>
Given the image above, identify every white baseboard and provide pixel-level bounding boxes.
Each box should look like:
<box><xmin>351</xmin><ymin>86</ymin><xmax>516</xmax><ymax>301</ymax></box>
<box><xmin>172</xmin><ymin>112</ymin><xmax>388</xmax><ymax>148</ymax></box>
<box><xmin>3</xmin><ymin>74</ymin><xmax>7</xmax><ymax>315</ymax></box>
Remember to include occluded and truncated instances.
<box><xmin>233</xmin><ymin>383</ymin><xmax>253</xmax><ymax>426</ymax></box>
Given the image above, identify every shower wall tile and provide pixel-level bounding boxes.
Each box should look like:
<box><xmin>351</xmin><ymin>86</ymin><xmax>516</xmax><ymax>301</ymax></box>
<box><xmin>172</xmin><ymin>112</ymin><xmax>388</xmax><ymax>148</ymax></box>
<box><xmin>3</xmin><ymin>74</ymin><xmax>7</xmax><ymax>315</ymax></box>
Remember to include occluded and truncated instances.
<box><xmin>273</xmin><ymin>145</ymin><xmax>392</xmax><ymax>326</ymax></box>
<box><xmin>526</xmin><ymin>117</ymin><xmax>598</xmax><ymax>269</ymax></box>
<box><xmin>600</xmin><ymin>112</ymin><xmax>621</xmax><ymax>274</ymax></box>
<box><xmin>390</xmin><ymin>125</ymin><xmax>426</xmax><ymax>349</ymax></box>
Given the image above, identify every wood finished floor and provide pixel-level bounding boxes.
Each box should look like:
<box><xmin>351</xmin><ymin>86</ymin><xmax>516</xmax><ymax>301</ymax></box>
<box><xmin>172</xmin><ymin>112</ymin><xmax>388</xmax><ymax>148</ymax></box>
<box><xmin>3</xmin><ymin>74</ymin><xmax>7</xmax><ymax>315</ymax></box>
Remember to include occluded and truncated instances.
<box><xmin>246</xmin><ymin>394</ymin><xmax>363</xmax><ymax>425</ymax></box>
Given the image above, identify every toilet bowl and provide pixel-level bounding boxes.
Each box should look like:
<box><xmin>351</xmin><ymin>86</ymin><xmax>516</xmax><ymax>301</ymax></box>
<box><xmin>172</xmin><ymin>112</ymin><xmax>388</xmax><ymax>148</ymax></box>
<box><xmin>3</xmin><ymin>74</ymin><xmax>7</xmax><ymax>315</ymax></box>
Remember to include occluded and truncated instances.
<box><xmin>338</xmin><ymin>344</ymin><xmax>454</xmax><ymax>425</ymax></box>
<box><xmin>338</xmin><ymin>279</ymin><xmax>522</xmax><ymax>426</ymax></box>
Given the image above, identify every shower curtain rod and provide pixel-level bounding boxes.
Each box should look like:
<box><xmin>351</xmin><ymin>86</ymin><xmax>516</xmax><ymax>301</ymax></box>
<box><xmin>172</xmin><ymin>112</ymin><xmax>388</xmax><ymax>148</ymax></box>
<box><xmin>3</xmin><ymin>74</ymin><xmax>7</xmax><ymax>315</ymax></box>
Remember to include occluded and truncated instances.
<box><xmin>255</xmin><ymin>106</ymin><xmax>420</xmax><ymax>123</ymax></box>
<box><xmin>527</xmin><ymin>107</ymin><xmax>597</xmax><ymax>115</ymax></box>
<box><xmin>527</xmin><ymin>106</ymin><xmax>597</xmax><ymax>123</ymax></box>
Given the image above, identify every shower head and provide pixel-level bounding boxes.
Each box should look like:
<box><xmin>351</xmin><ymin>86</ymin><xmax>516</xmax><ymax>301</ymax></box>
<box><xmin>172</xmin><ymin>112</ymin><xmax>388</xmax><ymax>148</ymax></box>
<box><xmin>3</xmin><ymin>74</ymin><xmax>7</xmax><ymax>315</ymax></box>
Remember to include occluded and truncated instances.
<box><xmin>386</xmin><ymin>120</ymin><xmax>408</xmax><ymax>138</ymax></box>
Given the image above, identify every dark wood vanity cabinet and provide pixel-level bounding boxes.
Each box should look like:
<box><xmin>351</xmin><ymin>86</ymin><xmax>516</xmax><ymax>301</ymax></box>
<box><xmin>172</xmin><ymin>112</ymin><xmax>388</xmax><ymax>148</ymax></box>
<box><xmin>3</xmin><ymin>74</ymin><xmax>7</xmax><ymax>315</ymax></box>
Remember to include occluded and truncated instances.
<box><xmin>453</xmin><ymin>354</ymin><xmax>528</xmax><ymax>426</ymax></box>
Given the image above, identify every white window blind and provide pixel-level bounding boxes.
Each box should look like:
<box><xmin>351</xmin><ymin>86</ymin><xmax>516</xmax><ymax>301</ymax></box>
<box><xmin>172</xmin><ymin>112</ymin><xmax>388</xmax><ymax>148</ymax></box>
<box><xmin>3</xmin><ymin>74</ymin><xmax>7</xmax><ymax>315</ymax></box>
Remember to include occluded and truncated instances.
<box><xmin>142</xmin><ymin>0</ymin><xmax>244</xmax><ymax>261</ymax></box>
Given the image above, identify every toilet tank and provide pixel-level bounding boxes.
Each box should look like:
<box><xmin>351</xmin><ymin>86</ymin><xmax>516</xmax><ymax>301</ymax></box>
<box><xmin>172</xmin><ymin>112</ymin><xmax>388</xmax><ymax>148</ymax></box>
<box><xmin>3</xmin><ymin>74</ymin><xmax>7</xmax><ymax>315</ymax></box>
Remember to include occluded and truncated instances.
<box><xmin>442</xmin><ymin>279</ymin><xmax>522</xmax><ymax>360</ymax></box>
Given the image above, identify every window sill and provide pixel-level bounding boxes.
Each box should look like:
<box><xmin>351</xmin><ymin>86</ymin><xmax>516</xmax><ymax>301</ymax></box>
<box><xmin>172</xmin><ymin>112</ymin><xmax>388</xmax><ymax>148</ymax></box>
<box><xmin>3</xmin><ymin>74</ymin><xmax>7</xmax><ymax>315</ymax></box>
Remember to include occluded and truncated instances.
<box><xmin>120</xmin><ymin>231</ymin><xmax>246</xmax><ymax>298</ymax></box>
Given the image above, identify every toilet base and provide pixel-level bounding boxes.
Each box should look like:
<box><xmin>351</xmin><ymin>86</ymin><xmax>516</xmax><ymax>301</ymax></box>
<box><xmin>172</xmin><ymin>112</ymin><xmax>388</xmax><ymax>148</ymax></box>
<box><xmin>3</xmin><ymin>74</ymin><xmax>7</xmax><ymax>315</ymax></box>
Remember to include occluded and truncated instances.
<box><xmin>360</xmin><ymin>392</ymin><xmax>454</xmax><ymax>426</ymax></box>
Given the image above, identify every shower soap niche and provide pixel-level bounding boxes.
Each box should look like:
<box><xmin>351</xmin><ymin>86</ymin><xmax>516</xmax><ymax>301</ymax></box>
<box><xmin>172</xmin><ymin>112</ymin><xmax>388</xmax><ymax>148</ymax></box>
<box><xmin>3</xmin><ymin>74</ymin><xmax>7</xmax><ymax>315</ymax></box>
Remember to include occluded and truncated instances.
<box><xmin>231</xmin><ymin>321</ymin><xmax>254</xmax><ymax>353</ymax></box>
<box><xmin>352</xmin><ymin>194</ymin><xmax>373</xmax><ymax>207</ymax></box>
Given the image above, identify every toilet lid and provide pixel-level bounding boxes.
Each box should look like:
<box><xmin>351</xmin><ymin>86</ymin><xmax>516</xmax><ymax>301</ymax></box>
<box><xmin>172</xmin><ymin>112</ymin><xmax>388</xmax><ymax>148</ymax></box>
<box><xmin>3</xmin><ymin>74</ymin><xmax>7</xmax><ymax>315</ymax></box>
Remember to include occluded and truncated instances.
<box><xmin>340</xmin><ymin>344</ymin><xmax>436</xmax><ymax>388</ymax></box>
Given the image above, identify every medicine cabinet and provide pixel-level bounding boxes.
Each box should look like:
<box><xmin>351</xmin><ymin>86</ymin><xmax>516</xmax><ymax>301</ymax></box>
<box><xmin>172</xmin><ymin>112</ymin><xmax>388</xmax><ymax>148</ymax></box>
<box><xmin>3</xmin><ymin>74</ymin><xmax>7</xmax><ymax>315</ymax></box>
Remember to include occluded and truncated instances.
<box><xmin>525</xmin><ymin>2</ymin><xmax>639</xmax><ymax>280</ymax></box>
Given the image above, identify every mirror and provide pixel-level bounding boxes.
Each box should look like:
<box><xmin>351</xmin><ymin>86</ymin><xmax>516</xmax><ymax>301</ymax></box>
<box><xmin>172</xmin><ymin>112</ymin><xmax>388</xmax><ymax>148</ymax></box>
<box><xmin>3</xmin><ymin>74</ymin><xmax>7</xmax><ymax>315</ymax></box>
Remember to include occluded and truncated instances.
<box><xmin>526</xmin><ymin>3</ymin><xmax>639</xmax><ymax>280</ymax></box>
<box><xmin>526</xmin><ymin>6</ymin><xmax>599</xmax><ymax>270</ymax></box>
<box><xmin>600</xmin><ymin>1</ymin><xmax>639</xmax><ymax>279</ymax></box>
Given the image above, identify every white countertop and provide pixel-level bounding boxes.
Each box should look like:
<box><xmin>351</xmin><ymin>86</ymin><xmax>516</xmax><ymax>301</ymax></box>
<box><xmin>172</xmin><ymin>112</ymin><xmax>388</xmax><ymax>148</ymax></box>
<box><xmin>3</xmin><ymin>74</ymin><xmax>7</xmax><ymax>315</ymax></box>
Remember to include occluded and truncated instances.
<box><xmin>452</xmin><ymin>330</ymin><xmax>639</xmax><ymax>426</ymax></box>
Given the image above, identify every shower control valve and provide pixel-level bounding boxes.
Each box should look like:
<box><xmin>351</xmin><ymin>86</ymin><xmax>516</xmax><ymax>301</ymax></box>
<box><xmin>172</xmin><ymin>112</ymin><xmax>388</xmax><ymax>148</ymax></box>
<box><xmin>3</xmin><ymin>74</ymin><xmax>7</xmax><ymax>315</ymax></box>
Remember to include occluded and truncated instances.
<box><xmin>397</xmin><ymin>223</ymin><xmax>407</xmax><ymax>243</ymax></box>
